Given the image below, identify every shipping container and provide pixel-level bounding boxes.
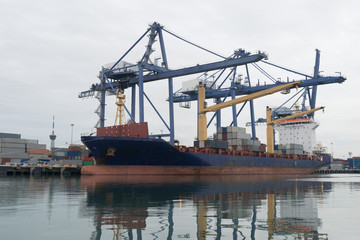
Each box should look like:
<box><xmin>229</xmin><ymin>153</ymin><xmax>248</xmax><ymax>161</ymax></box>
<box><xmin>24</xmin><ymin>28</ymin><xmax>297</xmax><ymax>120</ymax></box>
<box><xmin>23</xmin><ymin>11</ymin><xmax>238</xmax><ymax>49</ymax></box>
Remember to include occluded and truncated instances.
<box><xmin>194</xmin><ymin>140</ymin><xmax>228</xmax><ymax>149</ymax></box>
<box><xmin>242</xmin><ymin>139</ymin><xmax>253</xmax><ymax>146</ymax></box>
<box><xmin>1</xmin><ymin>148</ymin><xmax>26</xmax><ymax>153</ymax></box>
<box><xmin>1</xmin><ymin>138</ymin><xmax>27</xmax><ymax>144</ymax></box>
<box><xmin>286</xmin><ymin>144</ymin><xmax>303</xmax><ymax>150</ymax></box>
<box><xmin>0</xmin><ymin>133</ymin><xmax>21</xmax><ymax>139</ymax></box>
<box><xmin>97</xmin><ymin>122</ymin><xmax>149</xmax><ymax>138</ymax></box>
<box><xmin>81</xmin><ymin>156</ymin><xmax>94</xmax><ymax>161</ymax></box>
<box><xmin>68</xmin><ymin>145</ymin><xmax>81</xmax><ymax>152</ymax></box>
<box><xmin>25</xmin><ymin>139</ymin><xmax>39</xmax><ymax>144</ymax></box>
<box><xmin>53</xmin><ymin>151</ymin><xmax>66</xmax><ymax>157</ymax></box>
<box><xmin>0</xmin><ymin>142</ymin><xmax>26</xmax><ymax>149</ymax></box>
<box><xmin>1</xmin><ymin>158</ymin><xmax>11</xmax><ymax>165</ymax></box>
<box><xmin>222</xmin><ymin>133</ymin><xmax>227</xmax><ymax>140</ymax></box>
<box><xmin>26</xmin><ymin>143</ymin><xmax>46</xmax><ymax>149</ymax></box>
<box><xmin>259</xmin><ymin>144</ymin><xmax>267</xmax><ymax>152</ymax></box>
<box><xmin>286</xmin><ymin>149</ymin><xmax>303</xmax><ymax>155</ymax></box>
<box><xmin>0</xmin><ymin>152</ymin><xmax>28</xmax><ymax>159</ymax></box>
<box><xmin>248</xmin><ymin>145</ymin><xmax>260</xmax><ymax>152</ymax></box>
<box><xmin>29</xmin><ymin>154</ymin><xmax>49</xmax><ymax>159</ymax></box>
<box><xmin>28</xmin><ymin>149</ymin><xmax>49</xmax><ymax>155</ymax></box>
<box><xmin>83</xmin><ymin>160</ymin><xmax>94</xmax><ymax>166</ymax></box>
<box><xmin>66</xmin><ymin>151</ymin><xmax>81</xmax><ymax>157</ymax></box>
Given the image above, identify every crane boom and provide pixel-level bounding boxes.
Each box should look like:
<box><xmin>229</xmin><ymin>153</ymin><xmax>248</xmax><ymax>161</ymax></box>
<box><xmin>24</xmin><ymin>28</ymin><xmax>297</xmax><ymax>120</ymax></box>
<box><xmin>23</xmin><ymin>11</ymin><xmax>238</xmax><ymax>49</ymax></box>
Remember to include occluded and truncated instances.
<box><xmin>201</xmin><ymin>81</ymin><xmax>303</xmax><ymax>113</ymax></box>
<box><xmin>266</xmin><ymin>106</ymin><xmax>325</xmax><ymax>153</ymax></box>
<box><xmin>198</xmin><ymin>81</ymin><xmax>303</xmax><ymax>141</ymax></box>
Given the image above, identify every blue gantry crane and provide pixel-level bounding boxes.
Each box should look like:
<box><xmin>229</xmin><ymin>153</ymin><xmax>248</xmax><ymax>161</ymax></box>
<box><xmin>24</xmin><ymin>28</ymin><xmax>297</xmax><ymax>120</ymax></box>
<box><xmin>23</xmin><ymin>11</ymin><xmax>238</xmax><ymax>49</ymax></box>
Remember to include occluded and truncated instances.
<box><xmin>79</xmin><ymin>22</ymin><xmax>346</xmax><ymax>145</ymax></box>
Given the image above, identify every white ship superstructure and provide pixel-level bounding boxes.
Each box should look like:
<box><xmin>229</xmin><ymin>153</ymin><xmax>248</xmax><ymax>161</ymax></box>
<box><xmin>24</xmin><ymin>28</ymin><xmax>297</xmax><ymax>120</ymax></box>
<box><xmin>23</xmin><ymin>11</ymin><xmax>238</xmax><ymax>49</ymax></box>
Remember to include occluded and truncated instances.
<box><xmin>274</xmin><ymin>117</ymin><xmax>319</xmax><ymax>154</ymax></box>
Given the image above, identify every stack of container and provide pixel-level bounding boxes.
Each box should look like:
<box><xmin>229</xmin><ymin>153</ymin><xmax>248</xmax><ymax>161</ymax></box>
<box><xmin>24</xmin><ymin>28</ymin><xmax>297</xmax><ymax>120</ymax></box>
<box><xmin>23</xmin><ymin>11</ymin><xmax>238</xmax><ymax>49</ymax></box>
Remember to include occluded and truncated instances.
<box><xmin>275</xmin><ymin>144</ymin><xmax>304</xmax><ymax>155</ymax></box>
<box><xmin>66</xmin><ymin>145</ymin><xmax>82</xmax><ymax>160</ymax></box>
<box><xmin>0</xmin><ymin>132</ymin><xmax>50</xmax><ymax>165</ymax></box>
<box><xmin>0</xmin><ymin>137</ymin><xmax>28</xmax><ymax>164</ymax></box>
<box><xmin>214</xmin><ymin>126</ymin><xmax>266</xmax><ymax>152</ymax></box>
<box><xmin>51</xmin><ymin>147</ymin><xmax>67</xmax><ymax>160</ymax></box>
<box><xmin>27</xmin><ymin>141</ymin><xmax>49</xmax><ymax>163</ymax></box>
<box><xmin>346</xmin><ymin>157</ymin><xmax>360</xmax><ymax>169</ymax></box>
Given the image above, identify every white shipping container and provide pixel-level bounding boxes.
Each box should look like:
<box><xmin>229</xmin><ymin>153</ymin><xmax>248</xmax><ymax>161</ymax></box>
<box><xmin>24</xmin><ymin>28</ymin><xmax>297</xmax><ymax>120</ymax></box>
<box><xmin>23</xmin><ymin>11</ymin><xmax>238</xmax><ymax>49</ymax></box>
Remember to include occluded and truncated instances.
<box><xmin>0</xmin><ymin>148</ymin><xmax>26</xmax><ymax>153</ymax></box>
<box><xmin>217</xmin><ymin>127</ymin><xmax>223</xmax><ymax>134</ymax></box>
<box><xmin>1</xmin><ymin>138</ymin><xmax>27</xmax><ymax>144</ymax></box>
<box><xmin>54</xmin><ymin>151</ymin><xmax>66</xmax><ymax>157</ymax></box>
<box><xmin>26</xmin><ymin>143</ymin><xmax>46</xmax><ymax>149</ymax></box>
<box><xmin>237</xmin><ymin>127</ymin><xmax>246</xmax><ymax>134</ymax></box>
<box><xmin>0</xmin><ymin>152</ymin><xmax>28</xmax><ymax>159</ymax></box>
<box><xmin>25</xmin><ymin>139</ymin><xmax>39</xmax><ymax>144</ymax></box>
<box><xmin>1</xmin><ymin>143</ymin><xmax>26</xmax><ymax>149</ymax></box>
<box><xmin>236</xmin><ymin>133</ymin><xmax>248</xmax><ymax>139</ymax></box>
<box><xmin>226</xmin><ymin>126</ymin><xmax>236</xmax><ymax>133</ymax></box>
<box><xmin>10</xmin><ymin>159</ymin><xmax>23</xmax><ymax>164</ymax></box>
<box><xmin>59</xmin><ymin>160</ymin><xmax>82</xmax><ymax>166</ymax></box>
<box><xmin>29</xmin><ymin>154</ymin><xmax>49</xmax><ymax>157</ymax></box>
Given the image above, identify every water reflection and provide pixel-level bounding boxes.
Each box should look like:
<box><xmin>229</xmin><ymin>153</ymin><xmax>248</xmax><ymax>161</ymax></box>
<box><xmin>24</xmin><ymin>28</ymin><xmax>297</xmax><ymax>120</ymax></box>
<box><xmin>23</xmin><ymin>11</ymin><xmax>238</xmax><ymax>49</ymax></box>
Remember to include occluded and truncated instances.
<box><xmin>80</xmin><ymin>175</ymin><xmax>330</xmax><ymax>240</ymax></box>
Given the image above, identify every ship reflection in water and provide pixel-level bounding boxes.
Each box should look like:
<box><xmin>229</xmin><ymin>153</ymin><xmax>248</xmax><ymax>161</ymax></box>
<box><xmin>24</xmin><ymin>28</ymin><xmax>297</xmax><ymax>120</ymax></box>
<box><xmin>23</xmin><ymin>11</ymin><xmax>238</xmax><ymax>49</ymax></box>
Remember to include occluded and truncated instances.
<box><xmin>81</xmin><ymin>175</ymin><xmax>330</xmax><ymax>240</ymax></box>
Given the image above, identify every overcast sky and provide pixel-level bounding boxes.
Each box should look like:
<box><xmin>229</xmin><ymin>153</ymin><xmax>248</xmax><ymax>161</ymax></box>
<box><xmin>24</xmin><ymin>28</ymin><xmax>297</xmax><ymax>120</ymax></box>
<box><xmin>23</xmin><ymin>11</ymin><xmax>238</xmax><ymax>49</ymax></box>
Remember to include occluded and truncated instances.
<box><xmin>1</xmin><ymin>0</ymin><xmax>359</xmax><ymax>159</ymax></box>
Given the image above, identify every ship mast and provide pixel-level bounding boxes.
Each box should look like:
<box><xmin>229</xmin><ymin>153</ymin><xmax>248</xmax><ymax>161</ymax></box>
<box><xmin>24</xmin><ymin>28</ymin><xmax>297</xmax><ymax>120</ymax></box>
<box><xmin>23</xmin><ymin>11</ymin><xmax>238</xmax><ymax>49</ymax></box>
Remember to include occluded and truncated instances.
<box><xmin>114</xmin><ymin>90</ymin><xmax>126</xmax><ymax>125</ymax></box>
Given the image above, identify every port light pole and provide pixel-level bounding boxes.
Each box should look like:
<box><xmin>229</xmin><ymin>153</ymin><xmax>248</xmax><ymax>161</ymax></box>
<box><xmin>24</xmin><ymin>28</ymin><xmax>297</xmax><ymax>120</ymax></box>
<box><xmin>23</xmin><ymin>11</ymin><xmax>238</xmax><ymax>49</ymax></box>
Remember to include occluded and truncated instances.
<box><xmin>71</xmin><ymin>124</ymin><xmax>74</xmax><ymax>145</ymax></box>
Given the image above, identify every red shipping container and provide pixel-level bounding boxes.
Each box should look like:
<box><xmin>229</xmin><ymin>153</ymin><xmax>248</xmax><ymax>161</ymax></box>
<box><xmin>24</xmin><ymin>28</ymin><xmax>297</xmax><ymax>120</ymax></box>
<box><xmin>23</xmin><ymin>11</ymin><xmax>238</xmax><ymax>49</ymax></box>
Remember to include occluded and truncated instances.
<box><xmin>28</xmin><ymin>149</ymin><xmax>49</xmax><ymax>155</ymax></box>
<box><xmin>97</xmin><ymin>122</ymin><xmax>149</xmax><ymax>138</ymax></box>
<box><xmin>1</xmin><ymin>158</ymin><xmax>11</xmax><ymax>165</ymax></box>
<box><xmin>222</xmin><ymin>133</ymin><xmax>227</xmax><ymax>140</ymax></box>
<box><xmin>68</xmin><ymin>146</ymin><xmax>81</xmax><ymax>151</ymax></box>
<box><xmin>259</xmin><ymin>144</ymin><xmax>267</xmax><ymax>153</ymax></box>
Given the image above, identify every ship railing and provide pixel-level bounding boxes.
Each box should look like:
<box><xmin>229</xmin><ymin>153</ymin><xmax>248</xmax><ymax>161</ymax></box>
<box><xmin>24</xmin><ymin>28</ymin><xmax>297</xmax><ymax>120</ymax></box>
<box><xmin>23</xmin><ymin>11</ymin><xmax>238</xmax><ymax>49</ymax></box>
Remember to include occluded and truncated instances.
<box><xmin>174</xmin><ymin>145</ymin><xmax>321</xmax><ymax>161</ymax></box>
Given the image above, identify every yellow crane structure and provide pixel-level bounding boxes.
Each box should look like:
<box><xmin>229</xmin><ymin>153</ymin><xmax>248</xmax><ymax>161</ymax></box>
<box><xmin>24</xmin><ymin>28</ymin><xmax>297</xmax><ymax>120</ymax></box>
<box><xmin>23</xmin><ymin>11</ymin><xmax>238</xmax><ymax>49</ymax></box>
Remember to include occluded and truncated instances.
<box><xmin>197</xmin><ymin>81</ymin><xmax>303</xmax><ymax>141</ymax></box>
<box><xmin>114</xmin><ymin>90</ymin><xmax>126</xmax><ymax>125</ymax></box>
<box><xmin>266</xmin><ymin>106</ymin><xmax>325</xmax><ymax>153</ymax></box>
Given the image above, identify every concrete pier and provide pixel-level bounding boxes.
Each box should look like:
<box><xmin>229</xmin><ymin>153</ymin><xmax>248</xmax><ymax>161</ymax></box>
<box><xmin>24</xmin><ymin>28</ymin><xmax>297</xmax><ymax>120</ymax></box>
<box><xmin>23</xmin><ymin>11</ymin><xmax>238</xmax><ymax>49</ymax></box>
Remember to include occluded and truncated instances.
<box><xmin>0</xmin><ymin>165</ymin><xmax>81</xmax><ymax>176</ymax></box>
<box><xmin>315</xmin><ymin>169</ymin><xmax>360</xmax><ymax>174</ymax></box>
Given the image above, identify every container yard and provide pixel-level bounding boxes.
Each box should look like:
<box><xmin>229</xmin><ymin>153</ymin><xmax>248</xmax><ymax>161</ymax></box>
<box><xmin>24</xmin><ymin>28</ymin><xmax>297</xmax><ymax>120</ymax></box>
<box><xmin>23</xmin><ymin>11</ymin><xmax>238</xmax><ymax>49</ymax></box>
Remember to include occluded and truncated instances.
<box><xmin>0</xmin><ymin>131</ymin><xmax>94</xmax><ymax>176</ymax></box>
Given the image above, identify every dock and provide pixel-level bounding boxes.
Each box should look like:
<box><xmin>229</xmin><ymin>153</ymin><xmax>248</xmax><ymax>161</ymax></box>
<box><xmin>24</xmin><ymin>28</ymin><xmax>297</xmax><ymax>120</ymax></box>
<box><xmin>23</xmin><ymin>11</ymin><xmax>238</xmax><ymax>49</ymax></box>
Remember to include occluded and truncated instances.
<box><xmin>315</xmin><ymin>169</ymin><xmax>360</xmax><ymax>174</ymax></box>
<box><xmin>0</xmin><ymin>165</ymin><xmax>81</xmax><ymax>176</ymax></box>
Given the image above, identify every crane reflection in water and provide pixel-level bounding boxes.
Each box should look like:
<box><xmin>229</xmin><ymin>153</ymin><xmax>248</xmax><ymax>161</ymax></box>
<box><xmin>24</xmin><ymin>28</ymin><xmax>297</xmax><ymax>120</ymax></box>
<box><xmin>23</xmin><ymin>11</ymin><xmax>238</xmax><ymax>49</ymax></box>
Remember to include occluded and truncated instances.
<box><xmin>80</xmin><ymin>175</ymin><xmax>330</xmax><ymax>240</ymax></box>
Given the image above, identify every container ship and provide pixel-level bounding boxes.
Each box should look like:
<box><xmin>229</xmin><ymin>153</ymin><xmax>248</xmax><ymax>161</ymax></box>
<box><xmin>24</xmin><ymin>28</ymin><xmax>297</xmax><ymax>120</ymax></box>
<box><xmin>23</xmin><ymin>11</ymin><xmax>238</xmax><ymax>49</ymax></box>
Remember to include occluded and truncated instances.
<box><xmin>81</xmin><ymin>122</ymin><xmax>330</xmax><ymax>175</ymax></box>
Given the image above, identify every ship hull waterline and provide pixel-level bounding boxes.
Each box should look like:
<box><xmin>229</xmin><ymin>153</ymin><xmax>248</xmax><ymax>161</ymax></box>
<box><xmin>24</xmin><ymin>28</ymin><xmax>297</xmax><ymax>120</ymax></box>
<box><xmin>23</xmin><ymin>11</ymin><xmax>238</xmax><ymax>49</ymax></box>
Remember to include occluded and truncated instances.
<box><xmin>81</xmin><ymin>165</ymin><xmax>319</xmax><ymax>175</ymax></box>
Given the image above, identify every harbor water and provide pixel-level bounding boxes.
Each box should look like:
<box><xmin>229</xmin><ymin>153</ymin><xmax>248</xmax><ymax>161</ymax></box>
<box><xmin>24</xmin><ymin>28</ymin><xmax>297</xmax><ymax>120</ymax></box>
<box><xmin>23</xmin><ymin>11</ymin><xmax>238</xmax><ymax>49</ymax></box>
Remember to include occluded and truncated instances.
<box><xmin>1</xmin><ymin>174</ymin><xmax>360</xmax><ymax>239</ymax></box>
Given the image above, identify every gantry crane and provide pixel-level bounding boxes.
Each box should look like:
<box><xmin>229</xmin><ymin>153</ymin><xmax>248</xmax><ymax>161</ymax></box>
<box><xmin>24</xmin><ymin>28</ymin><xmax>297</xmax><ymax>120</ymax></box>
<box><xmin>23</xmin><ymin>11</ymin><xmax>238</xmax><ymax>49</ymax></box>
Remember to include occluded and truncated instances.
<box><xmin>266</xmin><ymin>106</ymin><xmax>325</xmax><ymax>153</ymax></box>
<box><xmin>79</xmin><ymin>22</ymin><xmax>345</xmax><ymax>145</ymax></box>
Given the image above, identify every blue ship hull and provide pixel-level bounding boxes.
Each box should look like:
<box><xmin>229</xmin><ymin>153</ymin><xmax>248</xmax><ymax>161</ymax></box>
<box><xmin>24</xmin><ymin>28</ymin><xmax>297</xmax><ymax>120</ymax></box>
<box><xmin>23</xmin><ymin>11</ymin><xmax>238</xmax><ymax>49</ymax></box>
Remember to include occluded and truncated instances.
<box><xmin>81</xmin><ymin>136</ymin><xmax>330</xmax><ymax>175</ymax></box>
